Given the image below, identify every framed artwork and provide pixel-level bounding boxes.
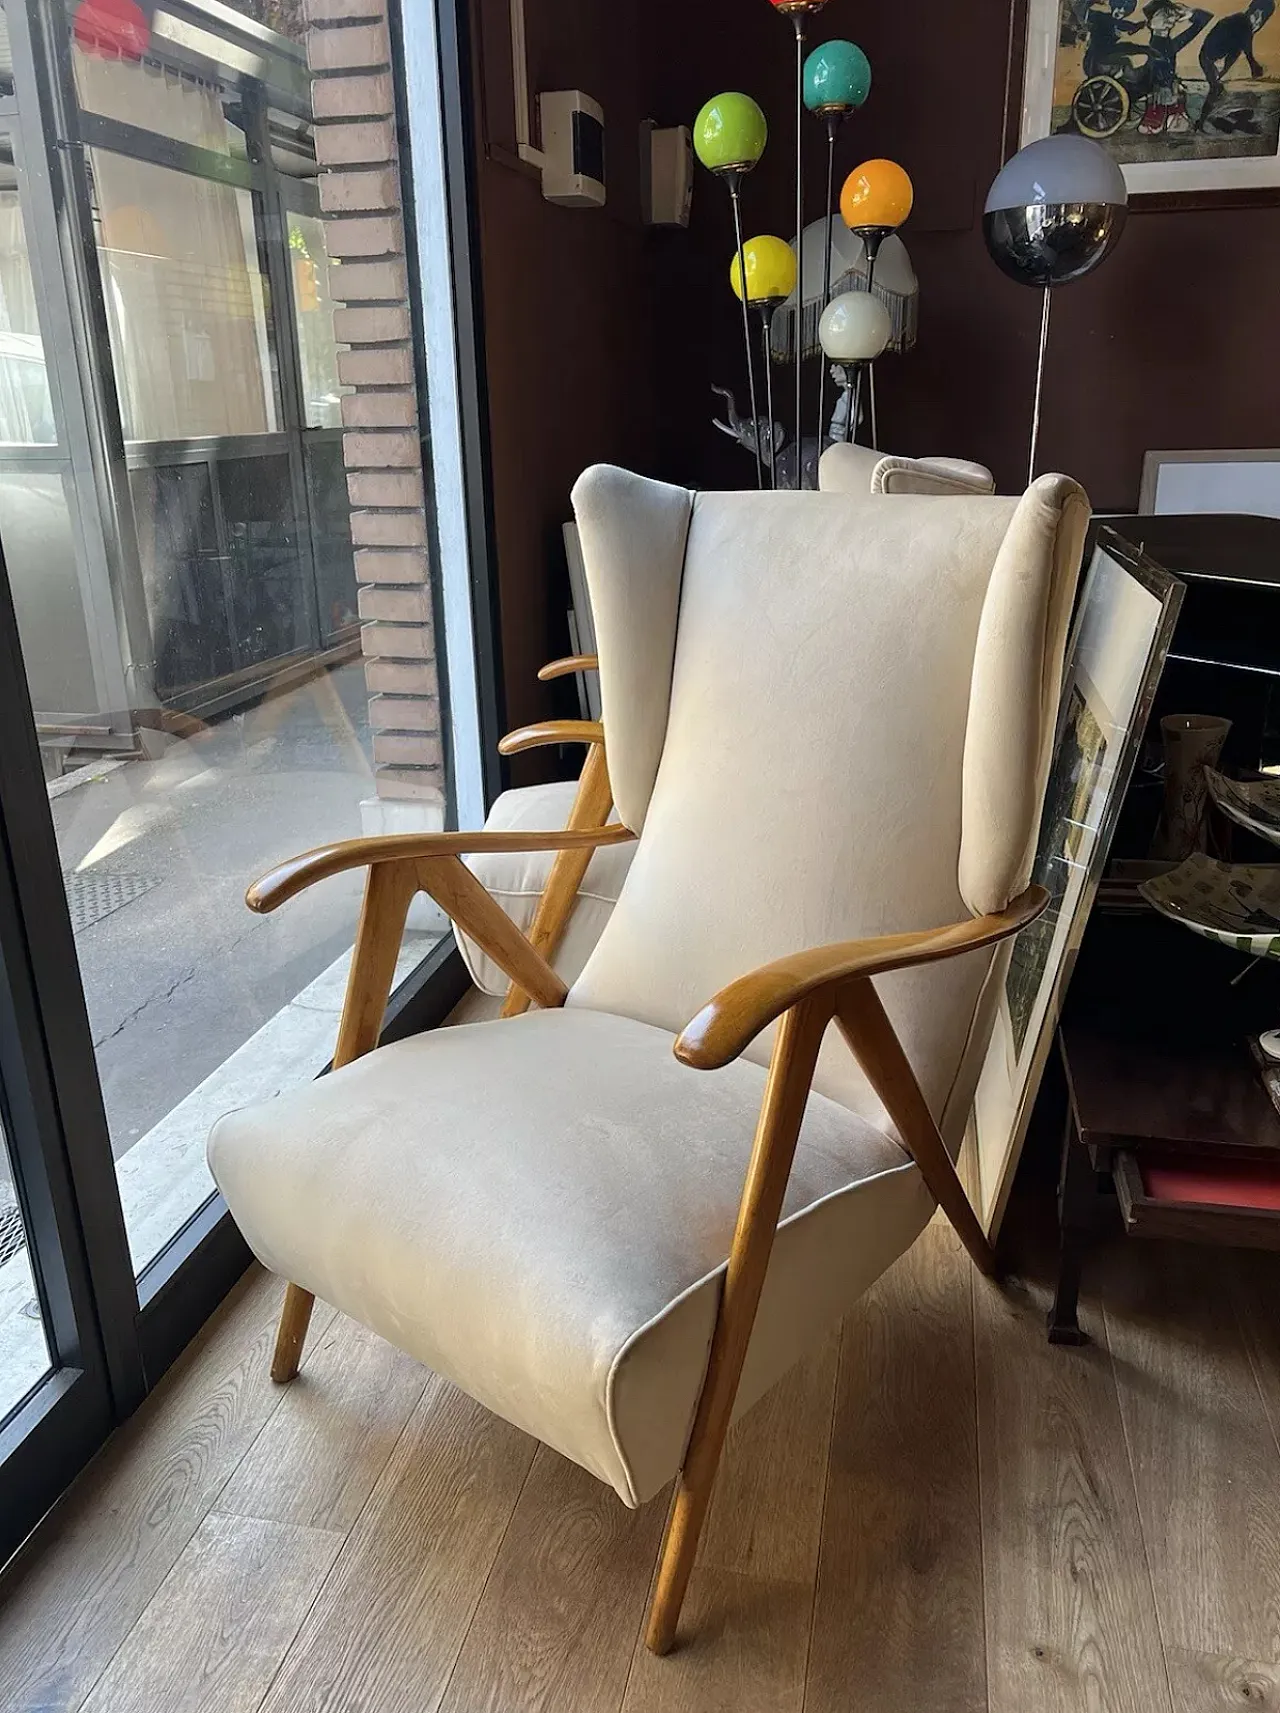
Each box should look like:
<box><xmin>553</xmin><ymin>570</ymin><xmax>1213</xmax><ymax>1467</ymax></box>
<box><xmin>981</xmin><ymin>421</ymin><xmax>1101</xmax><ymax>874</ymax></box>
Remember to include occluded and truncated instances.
<box><xmin>971</xmin><ymin>528</ymin><xmax>1185</xmax><ymax>1236</ymax></box>
<box><xmin>1140</xmin><ymin>448</ymin><xmax>1280</xmax><ymax>515</ymax></box>
<box><xmin>1020</xmin><ymin>0</ymin><xmax>1280</xmax><ymax>196</ymax></box>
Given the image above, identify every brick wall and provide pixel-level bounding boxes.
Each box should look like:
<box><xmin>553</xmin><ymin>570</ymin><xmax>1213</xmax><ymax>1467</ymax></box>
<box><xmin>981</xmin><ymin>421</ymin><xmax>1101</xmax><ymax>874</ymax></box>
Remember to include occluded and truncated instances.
<box><xmin>305</xmin><ymin>0</ymin><xmax>444</xmax><ymax>816</ymax></box>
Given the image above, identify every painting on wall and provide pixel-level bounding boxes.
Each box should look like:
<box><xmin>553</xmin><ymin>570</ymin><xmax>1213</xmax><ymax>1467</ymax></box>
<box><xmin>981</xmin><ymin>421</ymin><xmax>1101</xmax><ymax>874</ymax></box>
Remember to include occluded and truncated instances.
<box><xmin>1021</xmin><ymin>0</ymin><xmax>1280</xmax><ymax>193</ymax></box>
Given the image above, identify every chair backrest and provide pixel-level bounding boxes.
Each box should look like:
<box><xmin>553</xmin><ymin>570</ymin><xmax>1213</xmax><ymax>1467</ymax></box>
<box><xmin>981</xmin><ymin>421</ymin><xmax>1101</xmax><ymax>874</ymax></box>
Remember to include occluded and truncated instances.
<box><xmin>819</xmin><ymin>442</ymin><xmax>997</xmax><ymax>497</ymax></box>
<box><xmin>566</xmin><ymin>468</ymin><xmax>1088</xmax><ymax>1140</ymax></box>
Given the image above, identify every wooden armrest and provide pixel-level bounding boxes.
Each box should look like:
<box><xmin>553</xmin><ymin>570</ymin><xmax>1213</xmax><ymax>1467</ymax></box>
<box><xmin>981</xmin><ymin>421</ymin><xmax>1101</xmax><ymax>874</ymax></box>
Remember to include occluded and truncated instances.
<box><xmin>498</xmin><ymin>720</ymin><xmax>604</xmax><ymax>757</ymax></box>
<box><xmin>675</xmin><ymin>885</ymin><xmax>1048</xmax><ymax>1070</ymax></box>
<box><xmin>247</xmin><ymin>823</ymin><xmax>635</xmax><ymax>915</ymax></box>
<box><xmin>538</xmin><ymin>654</ymin><xmax>598</xmax><ymax>680</ymax></box>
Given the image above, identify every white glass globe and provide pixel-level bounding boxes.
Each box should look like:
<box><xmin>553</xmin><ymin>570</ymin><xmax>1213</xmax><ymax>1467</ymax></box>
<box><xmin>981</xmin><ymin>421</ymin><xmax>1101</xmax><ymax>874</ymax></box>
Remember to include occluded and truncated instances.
<box><xmin>818</xmin><ymin>291</ymin><xmax>892</xmax><ymax>362</ymax></box>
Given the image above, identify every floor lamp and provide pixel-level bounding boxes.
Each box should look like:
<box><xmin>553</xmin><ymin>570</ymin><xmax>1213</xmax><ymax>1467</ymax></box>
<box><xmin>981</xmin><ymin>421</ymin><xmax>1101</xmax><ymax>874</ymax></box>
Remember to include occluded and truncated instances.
<box><xmin>839</xmin><ymin>159</ymin><xmax>913</xmax><ymax>450</ymax></box>
<box><xmin>802</xmin><ymin>39</ymin><xmax>871</xmax><ymax>457</ymax></box>
<box><xmin>983</xmin><ymin>135</ymin><xmax>1129</xmax><ymax>485</ymax></box>
<box><xmin>731</xmin><ymin>236</ymin><xmax>798</xmax><ymax>488</ymax></box>
<box><xmin>819</xmin><ymin>290</ymin><xmax>891</xmax><ymax>447</ymax></box>
<box><xmin>694</xmin><ymin>93</ymin><xmax>770</xmax><ymax>490</ymax></box>
<box><xmin>768</xmin><ymin>0</ymin><xmax>828</xmax><ymax>486</ymax></box>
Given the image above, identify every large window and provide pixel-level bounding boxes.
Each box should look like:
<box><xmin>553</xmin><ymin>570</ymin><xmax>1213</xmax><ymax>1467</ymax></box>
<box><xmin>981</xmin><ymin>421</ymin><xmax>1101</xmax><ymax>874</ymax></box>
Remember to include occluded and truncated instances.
<box><xmin>0</xmin><ymin>0</ymin><xmax>492</xmax><ymax>1560</ymax></box>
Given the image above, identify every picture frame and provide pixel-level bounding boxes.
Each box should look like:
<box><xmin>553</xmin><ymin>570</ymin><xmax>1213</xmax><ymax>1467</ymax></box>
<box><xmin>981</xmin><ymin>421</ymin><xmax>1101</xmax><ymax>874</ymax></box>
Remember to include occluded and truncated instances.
<box><xmin>1019</xmin><ymin>0</ymin><xmax>1280</xmax><ymax>199</ymax></box>
<box><xmin>971</xmin><ymin>527</ymin><xmax>1185</xmax><ymax>1237</ymax></box>
<box><xmin>1140</xmin><ymin>448</ymin><xmax>1280</xmax><ymax>517</ymax></box>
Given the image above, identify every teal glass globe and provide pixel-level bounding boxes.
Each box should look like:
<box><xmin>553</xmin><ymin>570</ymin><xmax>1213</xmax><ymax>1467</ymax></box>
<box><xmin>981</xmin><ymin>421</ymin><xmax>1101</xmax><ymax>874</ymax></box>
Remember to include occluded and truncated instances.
<box><xmin>803</xmin><ymin>41</ymin><xmax>871</xmax><ymax>115</ymax></box>
<box><xmin>693</xmin><ymin>93</ymin><xmax>768</xmax><ymax>174</ymax></box>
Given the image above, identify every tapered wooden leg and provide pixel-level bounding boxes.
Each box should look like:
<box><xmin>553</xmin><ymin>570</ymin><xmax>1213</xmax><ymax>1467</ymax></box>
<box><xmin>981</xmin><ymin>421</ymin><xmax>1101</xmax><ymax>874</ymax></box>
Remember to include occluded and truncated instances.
<box><xmin>836</xmin><ymin>979</ymin><xmax>997</xmax><ymax>1278</ymax></box>
<box><xmin>645</xmin><ymin>996</ymin><xmax>832</xmax><ymax>1655</ymax></box>
<box><xmin>271</xmin><ymin>1284</ymin><xmax>316</xmax><ymax>1383</ymax></box>
<box><xmin>269</xmin><ymin>860</ymin><xmax>418</xmax><ymax>1386</ymax></box>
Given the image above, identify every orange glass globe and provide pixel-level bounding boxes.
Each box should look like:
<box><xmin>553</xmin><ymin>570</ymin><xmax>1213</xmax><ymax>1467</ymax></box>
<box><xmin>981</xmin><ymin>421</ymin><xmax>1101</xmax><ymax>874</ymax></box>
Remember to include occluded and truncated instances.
<box><xmin>840</xmin><ymin>159</ymin><xmax>913</xmax><ymax>232</ymax></box>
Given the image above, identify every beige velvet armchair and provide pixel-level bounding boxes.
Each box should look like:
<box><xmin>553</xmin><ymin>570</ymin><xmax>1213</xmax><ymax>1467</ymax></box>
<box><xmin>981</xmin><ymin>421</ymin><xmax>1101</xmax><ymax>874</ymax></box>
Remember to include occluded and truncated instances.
<box><xmin>208</xmin><ymin>466</ymin><xmax>1088</xmax><ymax>1655</ymax></box>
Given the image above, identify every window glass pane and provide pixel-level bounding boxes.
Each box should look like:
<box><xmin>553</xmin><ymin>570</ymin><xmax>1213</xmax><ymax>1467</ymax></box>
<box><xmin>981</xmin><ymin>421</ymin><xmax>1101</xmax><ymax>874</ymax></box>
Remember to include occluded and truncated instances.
<box><xmin>0</xmin><ymin>147</ymin><xmax>56</xmax><ymax>446</ymax></box>
<box><xmin>89</xmin><ymin>149</ymin><xmax>278</xmax><ymax>441</ymax></box>
<box><xmin>289</xmin><ymin>210</ymin><xmax>345</xmax><ymax>429</ymax></box>
<box><xmin>0</xmin><ymin>1122</ymin><xmax>51</xmax><ymax>1422</ymax></box>
<box><xmin>0</xmin><ymin>22</ymin><xmax>461</xmax><ymax>1279</ymax></box>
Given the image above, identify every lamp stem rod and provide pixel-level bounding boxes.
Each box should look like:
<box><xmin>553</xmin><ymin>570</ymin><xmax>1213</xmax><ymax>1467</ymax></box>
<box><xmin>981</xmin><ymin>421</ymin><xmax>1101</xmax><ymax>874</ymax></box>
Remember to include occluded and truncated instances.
<box><xmin>761</xmin><ymin>307</ymin><xmax>777</xmax><ymax>489</ymax></box>
<box><xmin>816</xmin><ymin>114</ymin><xmax>837</xmax><ymax>461</ymax></box>
<box><xmin>1029</xmin><ymin>283</ymin><xmax>1051</xmax><ymax>487</ymax></box>
<box><xmin>793</xmin><ymin>14</ymin><xmax>805</xmax><ymax>489</ymax></box>
<box><xmin>730</xmin><ymin>180</ymin><xmax>765</xmax><ymax>491</ymax></box>
<box><xmin>868</xmin><ymin>360</ymin><xmax>878</xmax><ymax>451</ymax></box>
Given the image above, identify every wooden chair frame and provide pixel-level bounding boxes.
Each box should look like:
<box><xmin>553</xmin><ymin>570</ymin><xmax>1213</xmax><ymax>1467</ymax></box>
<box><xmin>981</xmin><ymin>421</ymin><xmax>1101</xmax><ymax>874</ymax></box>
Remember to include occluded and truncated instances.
<box><xmin>245</xmin><ymin>825</ymin><xmax>1045</xmax><ymax>1654</ymax></box>
<box><xmin>493</xmin><ymin>653</ymin><xmax>614</xmax><ymax>1020</ymax></box>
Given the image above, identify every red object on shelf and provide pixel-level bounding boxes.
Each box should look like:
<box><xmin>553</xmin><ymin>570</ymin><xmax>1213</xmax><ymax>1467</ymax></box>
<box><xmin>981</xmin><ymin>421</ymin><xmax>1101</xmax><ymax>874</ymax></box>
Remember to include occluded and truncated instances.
<box><xmin>73</xmin><ymin>0</ymin><xmax>150</xmax><ymax>61</ymax></box>
<box><xmin>1142</xmin><ymin>1156</ymin><xmax>1280</xmax><ymax>1211</ymax></box>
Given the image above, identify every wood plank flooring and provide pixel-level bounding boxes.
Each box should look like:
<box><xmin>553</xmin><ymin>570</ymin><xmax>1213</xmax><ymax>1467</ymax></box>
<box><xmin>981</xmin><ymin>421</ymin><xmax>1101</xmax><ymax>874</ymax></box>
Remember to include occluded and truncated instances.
<box><xmin>3</xmin><ymin>1216</ymin><xmax>1280</xmax><ymax>1712</ymax></box>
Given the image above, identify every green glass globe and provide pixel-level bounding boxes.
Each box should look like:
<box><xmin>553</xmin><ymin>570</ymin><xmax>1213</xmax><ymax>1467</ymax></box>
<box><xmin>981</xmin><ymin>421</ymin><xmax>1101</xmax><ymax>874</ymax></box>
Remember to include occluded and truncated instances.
<box><xmin>693</xmin><ymin>93</ymin><xmax>767</xmax><ymax>175</ymax></box>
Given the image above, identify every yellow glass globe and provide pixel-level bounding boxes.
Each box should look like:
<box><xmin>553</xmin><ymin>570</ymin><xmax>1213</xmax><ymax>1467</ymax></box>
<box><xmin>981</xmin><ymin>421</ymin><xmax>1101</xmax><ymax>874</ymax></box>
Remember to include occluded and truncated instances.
<box><xmin>729</xmin><ymin>235</ymin><xmax>798</xmax><ymax>305</ymax></box>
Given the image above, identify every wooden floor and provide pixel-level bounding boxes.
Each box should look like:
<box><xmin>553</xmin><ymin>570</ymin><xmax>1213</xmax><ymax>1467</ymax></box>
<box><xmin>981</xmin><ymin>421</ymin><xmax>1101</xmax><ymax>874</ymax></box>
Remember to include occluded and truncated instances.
<box><xmin>3</xmin><ymin>1208</ymin><xmax>1280</xmax><ymax>1712</ymax></box>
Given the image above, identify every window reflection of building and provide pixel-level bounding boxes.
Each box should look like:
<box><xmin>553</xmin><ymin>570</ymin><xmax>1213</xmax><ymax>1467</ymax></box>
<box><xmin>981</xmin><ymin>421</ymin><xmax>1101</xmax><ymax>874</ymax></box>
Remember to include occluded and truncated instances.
<box><xmin>0</xmin><ymin>1</ymin><xmax>357</xmax><ymax>740</ymax></box>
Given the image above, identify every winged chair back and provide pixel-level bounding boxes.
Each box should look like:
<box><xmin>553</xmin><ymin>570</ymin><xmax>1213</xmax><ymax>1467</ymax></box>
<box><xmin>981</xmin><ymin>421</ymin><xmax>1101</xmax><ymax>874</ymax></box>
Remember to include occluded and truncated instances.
<box><xmin>567</xmin><ymin>466</ymin><xmax>1088</xmax><ymax>1143</ymax></box>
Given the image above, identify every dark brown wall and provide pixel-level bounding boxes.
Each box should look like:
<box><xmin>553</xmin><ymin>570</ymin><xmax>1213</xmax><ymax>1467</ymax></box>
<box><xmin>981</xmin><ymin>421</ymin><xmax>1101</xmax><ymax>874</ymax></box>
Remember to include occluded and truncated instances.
<box><xmin>471</xmin><ymin>0</ymin><xmax>659</xmax><ymax>776</ymax></box>
<box><xmin>644</xmin><ymin>0</ymin><xmax>1280</xmax><ymax>509</ymax></box>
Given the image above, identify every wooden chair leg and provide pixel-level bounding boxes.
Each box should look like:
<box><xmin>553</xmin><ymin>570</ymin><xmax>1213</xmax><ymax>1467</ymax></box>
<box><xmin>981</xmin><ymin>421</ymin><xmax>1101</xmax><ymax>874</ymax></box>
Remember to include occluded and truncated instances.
<box><xmin>270</xmin><ymin>860</ymin><xmax>418</xmax><ymax>1382</ymax></box>
<box><xmin>271</xmin><ymin>1284</ymin><xmax>316</xmax><ymax>1383</ymax></box>
<box><xmin>645</xmin><ymin>996</ymin><xmax>832</xmax><ymax>1655</ymax></box>
<box><xmin>836</xmin><ymin>979</ymin><xmax>997</xmax><ymax>1277</ymax></box>
<box><xmin>502</xmin><ymin>741</ymin><xmax>613</xmax><ymax>1019</ymax></box>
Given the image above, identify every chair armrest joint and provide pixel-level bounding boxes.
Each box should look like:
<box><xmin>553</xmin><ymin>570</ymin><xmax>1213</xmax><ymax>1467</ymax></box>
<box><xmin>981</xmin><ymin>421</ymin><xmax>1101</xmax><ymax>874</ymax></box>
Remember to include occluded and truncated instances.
<box><xmin>675</xmin><ymin>885</ymin><xmax>1048</xmax><ymax>1070</ymax></box>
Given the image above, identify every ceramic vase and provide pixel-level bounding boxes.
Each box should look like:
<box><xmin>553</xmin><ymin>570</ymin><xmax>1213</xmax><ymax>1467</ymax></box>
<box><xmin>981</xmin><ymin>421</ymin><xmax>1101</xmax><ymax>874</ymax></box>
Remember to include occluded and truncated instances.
<box><xmin>1149</xmin><ymin>714</ymin><xmax>1231</xmax><ymax>861</ymax></box>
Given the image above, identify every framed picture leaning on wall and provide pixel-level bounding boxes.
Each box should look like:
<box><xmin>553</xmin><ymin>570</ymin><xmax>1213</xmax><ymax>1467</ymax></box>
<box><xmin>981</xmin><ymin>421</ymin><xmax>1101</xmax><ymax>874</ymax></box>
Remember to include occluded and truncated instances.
<box><xmin>970</xmin><ymin>528</ymin><xmax>1184</xmax><ymax>1237</ymax></box>
<box><xmin>1020</xmin><ymin>0</ymin><xmax>1280</xmax><ymax>195</ymax></box>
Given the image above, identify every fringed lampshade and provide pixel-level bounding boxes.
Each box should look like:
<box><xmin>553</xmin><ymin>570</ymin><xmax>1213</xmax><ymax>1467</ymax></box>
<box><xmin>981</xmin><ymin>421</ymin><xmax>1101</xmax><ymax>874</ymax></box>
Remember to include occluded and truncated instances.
<box><xmin>770</xmin><ymin>218</ymin><xmax>917</xmax><ymax>363</ymax></box>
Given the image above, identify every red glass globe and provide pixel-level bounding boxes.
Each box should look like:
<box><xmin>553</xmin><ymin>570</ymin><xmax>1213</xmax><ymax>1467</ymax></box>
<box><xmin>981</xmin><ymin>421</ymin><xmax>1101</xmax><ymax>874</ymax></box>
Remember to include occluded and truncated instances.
<box><xmin>73</xmin><ymin>0</ymin><xmax>150</xmax><ymax>60</ymax></box>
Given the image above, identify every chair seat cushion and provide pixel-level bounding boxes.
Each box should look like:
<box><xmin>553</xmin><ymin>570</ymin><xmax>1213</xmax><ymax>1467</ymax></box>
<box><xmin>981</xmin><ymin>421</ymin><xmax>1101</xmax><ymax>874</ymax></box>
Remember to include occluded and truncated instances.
<box><xmin>208</xmin><ymin>1008</ymin><xmax>931</xmax><ymax>1505</ymax></box>
<box><xmin>456</xmin><ymin>782</ymin><xmax>634</xmax><ymax>996</ymax></box>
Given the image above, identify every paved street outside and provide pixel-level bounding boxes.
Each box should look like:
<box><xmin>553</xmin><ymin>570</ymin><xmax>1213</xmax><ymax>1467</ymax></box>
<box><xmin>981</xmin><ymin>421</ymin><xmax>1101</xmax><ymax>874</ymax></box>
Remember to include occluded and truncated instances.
<box><xmin>52</xmin><ymin>661</ymin><xmax>378</xmax><ymax>1160</ymax></box>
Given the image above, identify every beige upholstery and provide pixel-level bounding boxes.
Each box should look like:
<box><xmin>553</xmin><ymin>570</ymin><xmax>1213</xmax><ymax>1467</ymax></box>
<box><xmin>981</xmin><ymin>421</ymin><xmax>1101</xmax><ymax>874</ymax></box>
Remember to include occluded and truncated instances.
<box><xmin>456</xmin><ymin>781</ymin><xmax>631</xmax><ymax>996</ymax></box>
<box><xmin>569</xmin><ymin>471</ymin><xmax>1085</xmax><ymax>1143</ymax></box>
<box><xmin>209</xmin><ymin>469</ymin><xmax>1088</xmax><ymax>1509</ymax></box>
<box><xmin>462</xmin><ymin>450</ymin><xmax>994</xmax><ymax>993</ymax></box>
<box><xmin>819</xmin><ymin>442</ymin><xmax>996</xmax><ymax>497</ymax></box>
<box><xmin>211</xmin><ymin>1007</ymin><xmax>928</xmax><ymax>1505</ymax></box>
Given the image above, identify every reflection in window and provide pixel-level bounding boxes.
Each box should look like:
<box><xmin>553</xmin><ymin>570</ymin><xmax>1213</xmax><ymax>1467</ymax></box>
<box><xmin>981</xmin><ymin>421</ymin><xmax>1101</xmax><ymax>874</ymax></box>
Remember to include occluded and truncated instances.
<box><xmin>89</xmin><ymin>150</ymin><xmax>278</xmax><ymax>441</ymax></box>
<box><xmin>72</xmin><ymin>44</ymin><xmax>248</xmax><ymax>157</ymax></box>
<box><xmin>289</xmin><ymin>211</ymin><xmax>345</xmax><ymax>429</ymax></box>
<box><xmin>0</xmin><ymin>3</ymin><xmax>14</xmax><ymax>101</ymax></box>
<box><xmin>222</xmin><ymin>0</ymin><xmax>306</xmax><ymax>42</ymax></box>
<box><xmin>0</xmin><ymin>155</ymin><xmax>56</xmax><ymax>446</ymax></box>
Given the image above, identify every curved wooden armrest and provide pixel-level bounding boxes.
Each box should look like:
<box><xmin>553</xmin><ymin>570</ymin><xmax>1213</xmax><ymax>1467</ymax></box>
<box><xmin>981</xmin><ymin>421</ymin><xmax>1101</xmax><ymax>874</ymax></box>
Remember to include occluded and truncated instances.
<box><xmin>247</xmin><ymin>823</ymin><xmax>635</xmax><ymax>914</ymax></box>
<box><xmin>498</xmin><ymin>719</ymin><xmax>604</xmax><ymax>757</ymax></box>
<box><xmin>675</xmin><ymin>885</ymin><xmax>1049</xmax><ymax>1070</ymax></box>
<box><xmin>538</xmin><ymin>654</ymin><xmax>598</xmax><ymax>680</ymax></box>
